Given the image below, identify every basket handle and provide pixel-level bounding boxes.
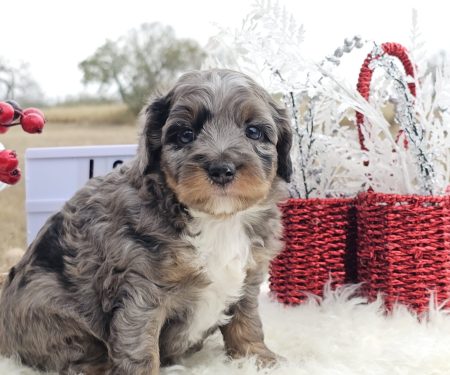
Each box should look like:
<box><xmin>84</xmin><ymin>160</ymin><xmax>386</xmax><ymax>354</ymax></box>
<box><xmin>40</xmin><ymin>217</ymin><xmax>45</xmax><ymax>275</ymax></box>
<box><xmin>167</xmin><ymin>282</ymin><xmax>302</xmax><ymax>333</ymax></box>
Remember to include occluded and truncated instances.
<box><xmin>356</xmin><ymin>42</ymin><xmax>416</xmax><ymax>151</ymax></box>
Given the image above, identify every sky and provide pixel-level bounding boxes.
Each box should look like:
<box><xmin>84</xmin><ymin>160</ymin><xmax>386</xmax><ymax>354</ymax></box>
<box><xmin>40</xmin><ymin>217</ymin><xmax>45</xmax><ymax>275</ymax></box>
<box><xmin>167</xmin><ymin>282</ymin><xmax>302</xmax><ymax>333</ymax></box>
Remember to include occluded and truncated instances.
<box><xmin>0</xmin><ymin>0</ymin><xmax>448</xmax><ymax>102</ymax></box>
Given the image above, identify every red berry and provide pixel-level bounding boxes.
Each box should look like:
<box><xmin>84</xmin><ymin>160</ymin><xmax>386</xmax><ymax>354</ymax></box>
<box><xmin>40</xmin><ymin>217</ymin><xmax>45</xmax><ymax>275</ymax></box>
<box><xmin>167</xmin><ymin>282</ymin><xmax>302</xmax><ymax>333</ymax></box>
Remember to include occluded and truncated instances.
<box><xmin>23</xmin><ymin>107</ymin><xmax>45</xmax><ymax>120</ymax></box>
<box><xmin>0</xmin><ymin>125</ymin><xmax>8</xmax><ymax>134</ymax></box>
<box><xmin>0</xmin><ymin>102</ymin><xmax>15</xmax><ymax>125</ymax></box>
<box><xmin>21</xmin><ymin>113</ymin><xmax>45</xmax><ymax>133</ymax></box>
<box><xmin>0</xmin><ymin>149</ymin><xmax>19</xmax><ymax>173</ymax></box>
<box><xmin>0</xmin><ymin>168</ymin><xmax>21</xmax><ymax>185</ymax></box>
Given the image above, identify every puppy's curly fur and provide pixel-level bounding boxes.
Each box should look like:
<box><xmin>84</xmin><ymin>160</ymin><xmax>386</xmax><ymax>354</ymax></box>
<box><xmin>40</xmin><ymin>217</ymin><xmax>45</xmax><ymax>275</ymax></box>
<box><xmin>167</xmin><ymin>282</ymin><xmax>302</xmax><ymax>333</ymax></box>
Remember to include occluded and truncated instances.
<box><xmin>0</xmin><ymin>69</ymin><xmax>292</xmax><ymax>374</ymax></box>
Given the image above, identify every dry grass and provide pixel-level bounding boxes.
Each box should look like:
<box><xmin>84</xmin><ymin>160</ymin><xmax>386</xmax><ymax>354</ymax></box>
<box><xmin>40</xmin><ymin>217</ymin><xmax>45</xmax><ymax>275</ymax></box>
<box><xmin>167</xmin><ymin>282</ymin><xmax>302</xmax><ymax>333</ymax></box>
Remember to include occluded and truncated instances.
<box><xmin>0</xmin><ymin>121</ymin><xmax>139</xmax><ymax>272</ymax></box>
<box><xmin>44</xmin><ymin>103</ymin><xmax>135</xmax><ymax>125</ymax></box>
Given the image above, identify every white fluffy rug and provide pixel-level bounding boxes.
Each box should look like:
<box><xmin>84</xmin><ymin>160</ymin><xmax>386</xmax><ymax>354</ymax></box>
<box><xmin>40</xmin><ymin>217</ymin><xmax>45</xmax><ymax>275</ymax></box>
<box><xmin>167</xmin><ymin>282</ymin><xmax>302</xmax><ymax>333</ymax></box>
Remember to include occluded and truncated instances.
<box><xmin>1</xmin><ymin>283</ymin><xmax>450</xmax><ymax>374</ymax></box>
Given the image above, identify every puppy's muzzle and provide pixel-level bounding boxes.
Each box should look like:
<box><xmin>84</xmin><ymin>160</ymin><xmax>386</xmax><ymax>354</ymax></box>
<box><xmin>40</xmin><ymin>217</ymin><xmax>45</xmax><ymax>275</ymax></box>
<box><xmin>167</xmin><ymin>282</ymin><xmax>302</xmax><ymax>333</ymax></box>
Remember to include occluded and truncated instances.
<box><xmin>207</xmin><ymin>161</ymin><xmax>236</xmax><ymax>186</ymax></box>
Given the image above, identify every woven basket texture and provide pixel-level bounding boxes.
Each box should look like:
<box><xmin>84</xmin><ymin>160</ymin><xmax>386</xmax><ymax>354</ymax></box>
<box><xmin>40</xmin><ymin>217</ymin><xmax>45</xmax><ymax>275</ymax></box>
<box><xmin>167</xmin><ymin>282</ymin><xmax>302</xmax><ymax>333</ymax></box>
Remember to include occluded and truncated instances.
<box><xmin>269</xmin><ymin>198</ymin><xmax>357</xmax><ymax>304</ymax></box>
<box><xmin>356</xmin><ymin>191</ymin><xmax>450</xmax><ymax>312</ymax></box>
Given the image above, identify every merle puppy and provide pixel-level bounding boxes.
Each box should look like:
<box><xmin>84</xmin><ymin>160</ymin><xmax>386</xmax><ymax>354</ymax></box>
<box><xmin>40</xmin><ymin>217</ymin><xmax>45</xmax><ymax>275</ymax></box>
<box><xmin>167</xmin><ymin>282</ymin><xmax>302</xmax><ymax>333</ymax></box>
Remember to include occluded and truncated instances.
<box><xmin>0</xmin><ymin>69</ymin><xmax>292</xmax><ymax>374</ymax></box>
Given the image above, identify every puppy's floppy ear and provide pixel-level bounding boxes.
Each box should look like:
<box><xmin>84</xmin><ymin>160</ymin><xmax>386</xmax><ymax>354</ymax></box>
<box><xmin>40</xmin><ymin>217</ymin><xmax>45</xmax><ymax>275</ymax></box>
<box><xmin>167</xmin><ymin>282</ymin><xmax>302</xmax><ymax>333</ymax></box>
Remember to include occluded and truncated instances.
<box><xmin>138</xmin><ymin>92</ymin><xmax>173</xmax><ymax>174</ymax></box>
<box><xmin>270</xmin><ymin>100</ymin><xmax>293</xmax><ymax>182</ymax></box>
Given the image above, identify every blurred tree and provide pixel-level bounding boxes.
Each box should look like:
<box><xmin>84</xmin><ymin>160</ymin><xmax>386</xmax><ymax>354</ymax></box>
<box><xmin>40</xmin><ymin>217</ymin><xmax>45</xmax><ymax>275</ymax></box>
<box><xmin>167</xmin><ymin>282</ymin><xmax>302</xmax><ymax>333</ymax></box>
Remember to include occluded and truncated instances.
<box><xmin>0</xmin><ymin>58</ymin><xmax>45</xmax><ymax>107</ymax></box>
<box><xmin>79</xmin><ymin>22</ymin><xmax>206</xmax><ymax>114</ymax></box>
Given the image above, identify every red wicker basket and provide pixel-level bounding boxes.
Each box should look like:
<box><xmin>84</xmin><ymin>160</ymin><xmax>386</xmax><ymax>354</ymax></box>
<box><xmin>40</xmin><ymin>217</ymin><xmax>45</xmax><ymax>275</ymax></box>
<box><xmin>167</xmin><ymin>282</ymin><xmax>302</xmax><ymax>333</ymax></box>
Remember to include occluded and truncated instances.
<box><xmin>355</xmin><ymin>42</ymin><xmax>450</xmax><ymax>313</ymax></box>
<box><xmin>356</xmin><ymin>192</ymin><xmax>450</xmax><ymax>312</ymax></box>
<box><xmin>268</xmin><ymin>44</ymin><xmax>409</xmax><ymax>305</ymax></box>
<box><xmin>269</xmin><ymin>197</ymin><xmax>357</xmax><ymax>304</ymax></box>
<box><xmin>269</xmin><ymin>42</ymin><xmax>450</xmax><ymax>311</ymax></box>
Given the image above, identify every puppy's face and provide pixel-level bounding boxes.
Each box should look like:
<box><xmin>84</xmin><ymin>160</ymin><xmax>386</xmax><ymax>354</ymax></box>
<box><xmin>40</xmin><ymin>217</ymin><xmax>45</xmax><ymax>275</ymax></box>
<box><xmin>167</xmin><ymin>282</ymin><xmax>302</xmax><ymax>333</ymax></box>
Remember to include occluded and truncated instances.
<box><xmin>142</xmin><ymin>70</ymin><xmax>292</xmax><ymax>216</ymax></box>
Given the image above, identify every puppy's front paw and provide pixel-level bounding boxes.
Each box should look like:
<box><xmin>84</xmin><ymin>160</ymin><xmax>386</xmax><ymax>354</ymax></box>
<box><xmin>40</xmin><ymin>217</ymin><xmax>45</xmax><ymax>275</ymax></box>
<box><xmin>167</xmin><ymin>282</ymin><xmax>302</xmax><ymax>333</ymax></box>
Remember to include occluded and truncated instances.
<box><xmin>253</xmin><ymin>348</ymin><xmax>285</xmax><ymax>369</ymax></box>
<box><xmin>228</xmin><ymin>342</ymin><xmax>284</xmax><ymax>369</ymax></box>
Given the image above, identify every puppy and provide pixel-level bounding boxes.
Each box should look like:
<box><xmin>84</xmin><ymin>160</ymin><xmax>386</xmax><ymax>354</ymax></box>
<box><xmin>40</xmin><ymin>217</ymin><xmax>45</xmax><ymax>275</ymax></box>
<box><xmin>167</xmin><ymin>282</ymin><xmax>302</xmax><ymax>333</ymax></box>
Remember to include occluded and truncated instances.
<box><xmin>0</xmin><ymin>69</ymin><xmax>292</xmax><ymax>374</ymax></box>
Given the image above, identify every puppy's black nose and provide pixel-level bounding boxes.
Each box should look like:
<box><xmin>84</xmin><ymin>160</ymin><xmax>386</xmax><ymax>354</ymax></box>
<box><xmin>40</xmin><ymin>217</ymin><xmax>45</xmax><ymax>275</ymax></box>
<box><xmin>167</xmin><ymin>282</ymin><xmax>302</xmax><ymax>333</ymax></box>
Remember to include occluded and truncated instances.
<box><xmin>208</xmin><ymin>162</ymin><xmax>236</xmax><ymax>185</ymax></box>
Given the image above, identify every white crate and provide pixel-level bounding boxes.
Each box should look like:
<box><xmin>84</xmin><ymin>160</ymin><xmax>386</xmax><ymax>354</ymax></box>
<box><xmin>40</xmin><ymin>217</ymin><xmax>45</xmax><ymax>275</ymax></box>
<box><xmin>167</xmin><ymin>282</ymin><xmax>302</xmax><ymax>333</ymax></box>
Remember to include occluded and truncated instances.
<box><xmin>25</xmin><ymin>144</ymin><xmax>137</xmax><ymax>244</ymax></box>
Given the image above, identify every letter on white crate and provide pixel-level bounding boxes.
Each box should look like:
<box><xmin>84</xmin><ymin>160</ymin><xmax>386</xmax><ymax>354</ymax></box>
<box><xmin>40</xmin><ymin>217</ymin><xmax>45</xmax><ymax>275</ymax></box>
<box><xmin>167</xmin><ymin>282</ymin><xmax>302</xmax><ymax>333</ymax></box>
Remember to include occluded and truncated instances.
<box><xmin>25</xmin><ymin>144</ymin><xmax>137</xmax><ymax>244</ymax></box>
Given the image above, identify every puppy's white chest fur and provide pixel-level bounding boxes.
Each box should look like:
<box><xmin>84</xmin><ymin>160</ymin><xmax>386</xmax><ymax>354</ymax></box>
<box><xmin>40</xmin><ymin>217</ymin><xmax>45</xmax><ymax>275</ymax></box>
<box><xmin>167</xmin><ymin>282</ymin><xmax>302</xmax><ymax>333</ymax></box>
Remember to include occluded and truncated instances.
<box><xmin>185</xmin><ymin>210</ymin><xmax>252</xmax><ymax>344</ymax></box>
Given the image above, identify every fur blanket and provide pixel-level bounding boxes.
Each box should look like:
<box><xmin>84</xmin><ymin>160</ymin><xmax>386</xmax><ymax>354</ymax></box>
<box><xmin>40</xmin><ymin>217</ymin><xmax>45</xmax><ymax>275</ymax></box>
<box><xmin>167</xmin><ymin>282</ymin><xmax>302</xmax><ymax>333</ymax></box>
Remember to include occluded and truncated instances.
<box><xmin>1</xmin><ymin>283</ymin><xmax>450</xmax><ymax>374</ymax></box>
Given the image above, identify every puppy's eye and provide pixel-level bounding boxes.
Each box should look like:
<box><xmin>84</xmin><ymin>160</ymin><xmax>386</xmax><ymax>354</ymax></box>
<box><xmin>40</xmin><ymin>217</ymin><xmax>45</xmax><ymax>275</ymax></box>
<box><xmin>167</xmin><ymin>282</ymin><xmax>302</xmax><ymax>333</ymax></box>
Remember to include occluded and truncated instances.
<box><xmin>178</xmin><ymin>129</ymin><xmax>195</xmax><ymax>145</ymax></box>
<box><xmin>245</xmin><ymin>125</ymin><xmax>263</xmax><ymax>141</ymax></box>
